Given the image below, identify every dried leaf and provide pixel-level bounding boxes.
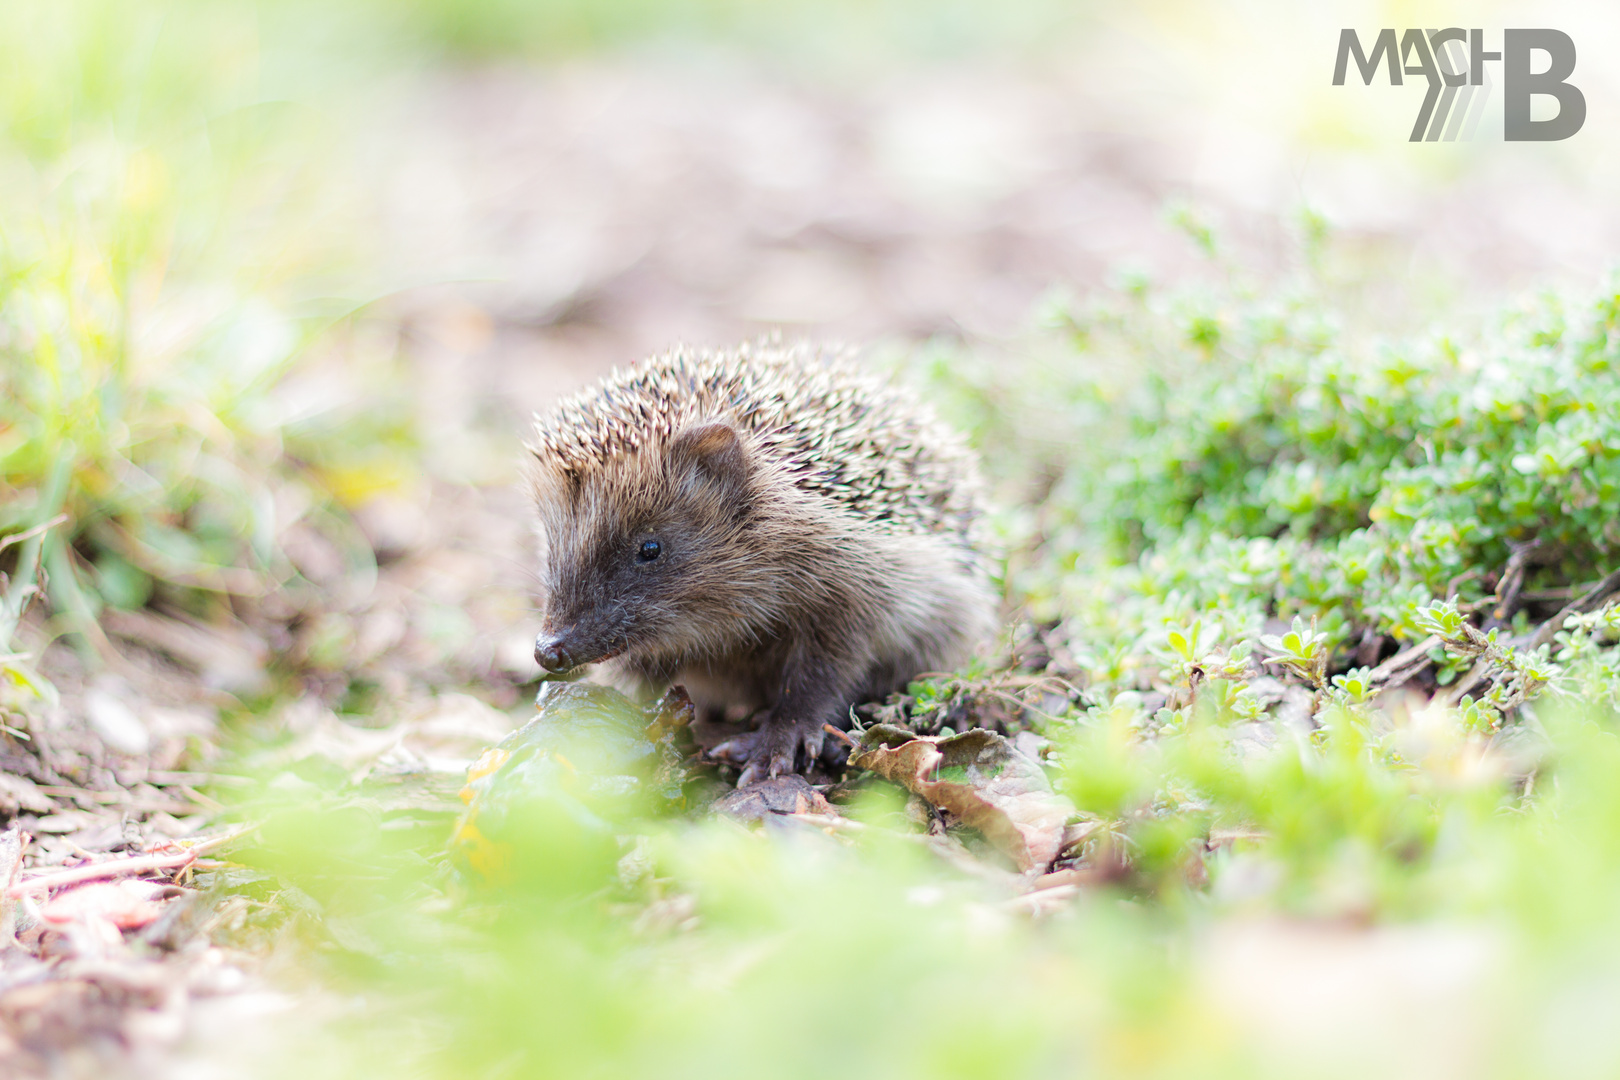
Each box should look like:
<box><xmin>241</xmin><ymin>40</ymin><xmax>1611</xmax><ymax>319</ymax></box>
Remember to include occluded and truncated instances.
<box><xmin>40</xmin><ymin>880</ymin><xmax>181</xmax><ymax>931</ymax></box>
<box><xmin>851</xmin><ymin>724</ymin><xmax>1074</xmax><ymax>873</ymax></box>
<box><xmin>713</xmin><ymin>775</ymin><xmax>831</xmax><ymax>823</ymax></box>
<box><xmin>0</xmin><ymin>776</ymin><xmax>53</xmax><ymax>817</ymax></box>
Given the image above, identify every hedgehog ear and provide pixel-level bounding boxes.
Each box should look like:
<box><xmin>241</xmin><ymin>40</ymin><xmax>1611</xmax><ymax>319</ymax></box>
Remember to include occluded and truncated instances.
<box><xmin>670</xmin><ymin>420</ymin><xmax>747</xmax><ymax>499</ymax></box>
<box><xmin>526</xmin><ymin>453</ymin><xmax>581</xmax><ymax>506</ymax></box>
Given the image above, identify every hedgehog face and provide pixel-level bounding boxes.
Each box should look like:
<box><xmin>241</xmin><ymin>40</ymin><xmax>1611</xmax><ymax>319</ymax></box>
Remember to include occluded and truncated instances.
<box><xmin>532</xmin><ymin>420</ymin><xmax>755</xmax><ymax>673</ymax></box>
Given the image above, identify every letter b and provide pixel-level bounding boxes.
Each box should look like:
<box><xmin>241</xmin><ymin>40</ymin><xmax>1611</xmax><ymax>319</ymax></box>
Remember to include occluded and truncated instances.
<box><xmin>1504</xmin><ymin>29</ymin><xmax>1585</xmax><ymax>140</ymax></box>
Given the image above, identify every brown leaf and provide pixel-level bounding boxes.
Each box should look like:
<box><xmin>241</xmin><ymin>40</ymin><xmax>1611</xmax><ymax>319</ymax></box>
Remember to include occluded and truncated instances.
<box><xmin>712</xmin><ymin>775</ymin><xmax>832</xmax><ymax>823</ymax></box>
<box><xmin>851</xmin><ymin>724</ymin><xmax>1074</xmax><ymax>873</ymax></box>
<box><xmin>40</xmin><ymin>880</ymin><xmax>180</xmax><ymax>931</ymax></box>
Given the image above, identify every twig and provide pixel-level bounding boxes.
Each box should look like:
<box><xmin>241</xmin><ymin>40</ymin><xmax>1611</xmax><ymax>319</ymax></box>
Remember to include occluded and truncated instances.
<box><xmin>1001</xmin><ymin>883</ymin><xmax>1080</xmax><ymax>914</ymax></box>
<box><xmin>1490</xmin><ymin>539</ymin><xmax>1543</xmax><ymax>624</ymax></box>
<box><xmin>31</xmin><ymin>786</ymin><xmax>194</xmax><ymax>815</ymax></box>
<box><xmin>1527</xmin><ymin>568</ymin><xmax>1620</xmax><ymax>651</ymax></box>
<box><xmin>978</xmin><ymin>688</ymin><xmax>1070</xmax><ymax>726</ymax></box>
<box><xmin>1445</xmin><ymin>568</ymin><xmax>1482</xmax><ymax>602</ymax></box>
<box><xmin>144</xmin><ymin>770</ymin><xmax>255</xmax><ymax>788</ymax></box>
<box><xmin>0</xmin><ymin>515</ymin><xmax>70</xmax><ymax>558</ymax></box>
<box><xmin>789</xmin><ymin>811</ymin><xmax>869</xmax><ymax>834</ymax></box>
<box><xmin>180</xmin><ymin>785</ymin><xmax>226</xmax><ymax>813</ymax></box>
<box><xmin>5</xmin><ymin>828</ymin><xmax>250</xmax><ymax>897</ymax></box>
<box><xmin>1437</xmin><ymin>543</ymin><xmax>1554</xmax><ymax>707</ymax></box>
<box><xmin>1520</xmin><ymin>586</ymin><xmax>1582</xmax><ymax>604</ymax></box>
<box><xmin>1441</xmin><ymin>658</ymin><xmax>1493</xmax><ymax>708</ymax></box>
<box><xmin>787</xmin><ymin>813</ymin><xmax>948</xmax><ymax>851</ymax></box>
<box><xmin>1367</xmin><ymin>635</ymin><xmax>1440</xmax><ymax>692</ymax></box>
<box><xmin>991</xmin><ymin>673</ymin><xmax>1086</xmax><ymax>698</ymax></box>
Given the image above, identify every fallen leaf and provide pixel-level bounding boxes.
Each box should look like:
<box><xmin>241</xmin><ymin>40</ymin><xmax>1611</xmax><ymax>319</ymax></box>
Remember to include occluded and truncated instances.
<box><xmin>40</xmin><ymin>879</ymin><xmax>180</xmax><ymax>931</ymax></box>
<box><xmin>851</xmin><ymin>724</ymin><xmax>1074</xmax><ymax>873</ymax></box>
<box><xmin>713</xmin><ymin>775</ymin><xmax>831</xmax><ymax>823</ymax></box>
<box><xmin>0</xmin><ymin>774</ymin><xmax>56</xmax><ymax>816</ymax></box>
<box><xmin>29</xmin><ymin>812</ymin><xmax>101</xmax><ymax>835</ymax></box>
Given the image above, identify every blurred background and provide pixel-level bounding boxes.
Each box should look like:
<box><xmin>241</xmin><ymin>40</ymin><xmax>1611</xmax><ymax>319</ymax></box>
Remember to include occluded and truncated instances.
<box><xmin>243</xmin><ymin>0</ymin><xmax>1620</xmax><ymax>431</ymax></box>
<box><xmin>10</xmin><ymin>0</ymin><xmax>1611</xmax><ymax>681</ymax></box>
<box><xmin>11</xmin><ymin>0</ymin><xmax>1620</xmax><ymax>511</ymax></box>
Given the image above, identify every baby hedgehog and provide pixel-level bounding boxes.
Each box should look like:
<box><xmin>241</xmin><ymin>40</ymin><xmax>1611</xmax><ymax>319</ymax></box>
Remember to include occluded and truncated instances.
<box><xmin>526</xmin><ymin>341</ymin><xmax>996</xmax><ymax>786</ymax></box>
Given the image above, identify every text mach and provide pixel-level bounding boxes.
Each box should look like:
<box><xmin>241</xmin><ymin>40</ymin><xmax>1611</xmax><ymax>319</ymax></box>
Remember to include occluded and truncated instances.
<box><xmin>1334</xmin><ymin>28</ymin><xmax>1585</xmax><ymax>142</ymax></box>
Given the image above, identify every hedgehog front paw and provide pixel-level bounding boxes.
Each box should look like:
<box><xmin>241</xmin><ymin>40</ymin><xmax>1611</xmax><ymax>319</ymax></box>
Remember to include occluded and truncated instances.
<box><xmin>713</xmin><ymin>715</ymin><xmax>826</xmax><ymax>787</ymax></box>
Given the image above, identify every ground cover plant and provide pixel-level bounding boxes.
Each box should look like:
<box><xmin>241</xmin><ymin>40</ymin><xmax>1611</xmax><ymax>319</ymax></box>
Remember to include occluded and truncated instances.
<box><xmin>5</xmin><ymin>2</ymin><xmax>1620</xmax><ymax>1078</ymax></box>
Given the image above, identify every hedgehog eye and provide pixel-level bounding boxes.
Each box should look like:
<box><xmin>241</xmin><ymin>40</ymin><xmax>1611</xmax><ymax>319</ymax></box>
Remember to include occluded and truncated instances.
<box><xmin>636</xmin><ymin>538</ymin><xmax>663</xmax><ymax>563</ymax></box>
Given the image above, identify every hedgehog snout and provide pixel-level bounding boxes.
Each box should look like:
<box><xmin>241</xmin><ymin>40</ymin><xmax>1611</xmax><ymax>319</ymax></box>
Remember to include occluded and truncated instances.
<box><xmin>535</xmin><ymin>618</ymin><xmax>628</xmax><ymax>671</ymax></box>
<box><xmin>534</xmin><ymin>632</ymin><xmax>578</xmax><ymax>673</ymax></box>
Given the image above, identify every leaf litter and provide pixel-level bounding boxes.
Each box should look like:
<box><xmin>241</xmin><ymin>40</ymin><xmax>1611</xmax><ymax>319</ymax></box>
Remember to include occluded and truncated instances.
<box><xmin>850</xmin><ymin>724</ymin><xmax>1075</xmax><ymax>873</ymax></box>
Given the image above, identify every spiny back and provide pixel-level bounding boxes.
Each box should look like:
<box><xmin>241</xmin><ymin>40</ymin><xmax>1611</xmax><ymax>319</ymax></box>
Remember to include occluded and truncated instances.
<box><xmin>529</xmin><ymin>342</ymin><xmax>983</xmax><ymax>545</ymax></box>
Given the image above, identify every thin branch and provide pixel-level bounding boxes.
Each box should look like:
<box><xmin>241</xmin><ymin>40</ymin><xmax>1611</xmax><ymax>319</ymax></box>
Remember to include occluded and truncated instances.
<box><xmin>982</xmin><ymin>688</ymin><xmax>1072</xmax><ymax>726</ymax></box>
<box><xmin>1527</xmin><ymin>567</ymin><xmax>1620</xmax><ymax>651</ymax></box>
<box><xmin>1489</xmin><ymin>539</ymin><xmax>1543</xmax><ymax>624</ymax></box>
<box><xmin>1519</xmin><ymin>586</ymin><xmax>1582</xmax><ymax>604</ymax></box>
<box><xmin>1367</xmin><ymin>634</ymin><xmax>1440</xmax><ymax>692</ymax></box>
<box><xmin>0</xmin><ymin>515</ymin><xmax>70</xmax><ymax>558</ymax></box>
<box><xmin>788</xmin><ymin>812</ymin><xmax>869</xmax><ymax>834</ymax></box>
<box><xmin>1440</xmin><ymin>657</ymin><xmax>1493</xmax><ymax>708</ymax></box>
<box><xmin>5</xmin><ymin>828</ymin><xmax>250</xmax><ymax>898</ymax></box>
<box><xmin>1000</xmin><ymin>883</ymin><xmax>1080</xmax><ymax>914</ymax></box>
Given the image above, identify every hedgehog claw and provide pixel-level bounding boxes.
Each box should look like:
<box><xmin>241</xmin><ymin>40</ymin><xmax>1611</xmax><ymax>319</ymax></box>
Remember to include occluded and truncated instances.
<box><xmin>710</xmin><ymin>731</ymin><xmax>759</xmax><ymax>766</ymax></box>
<box><xmin>715</xmin><ymin>718</ymin><xmax>826</xmax><ymax>787</ymax></box>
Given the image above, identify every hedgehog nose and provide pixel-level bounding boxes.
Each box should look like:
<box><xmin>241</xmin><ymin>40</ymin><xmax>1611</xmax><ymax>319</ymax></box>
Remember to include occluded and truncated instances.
<box><xmin>534</xmin><ymin>635</ymin><xmax>575</xmax><ymax>673</ymax></box>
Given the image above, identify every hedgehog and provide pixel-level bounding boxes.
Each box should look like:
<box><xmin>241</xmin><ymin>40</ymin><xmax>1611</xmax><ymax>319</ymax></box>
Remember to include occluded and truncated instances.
<box><xmin>526</xmin><ymin>341</ymin><xmax>996</xmax><ymax>786</ymax></box>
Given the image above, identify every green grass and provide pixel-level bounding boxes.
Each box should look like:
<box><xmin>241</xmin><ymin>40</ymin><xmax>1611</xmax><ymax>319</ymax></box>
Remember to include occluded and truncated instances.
<box><xmin>335</xmin><ymin>0</ymin><xmax>1088</xmax><ymax>67</ymax></box>
<box><xmin>0</xmin><ymin>1</ymin><xmax>389</xmax><ymax>708</ymax></box>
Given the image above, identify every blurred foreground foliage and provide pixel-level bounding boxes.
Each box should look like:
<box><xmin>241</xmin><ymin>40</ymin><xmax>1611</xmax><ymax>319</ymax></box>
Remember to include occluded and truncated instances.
<box><xmin>238</xmin><ymin>702</ymin><xmax>1620</xmax><ymax>1080</ymax></box>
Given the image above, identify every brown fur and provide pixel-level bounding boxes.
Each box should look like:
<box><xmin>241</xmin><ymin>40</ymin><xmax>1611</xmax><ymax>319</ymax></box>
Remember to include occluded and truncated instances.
<box><xmin>526</xmin><ymin>342</ymin><xmax>996</xmax><ymax>784</ymax></box>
